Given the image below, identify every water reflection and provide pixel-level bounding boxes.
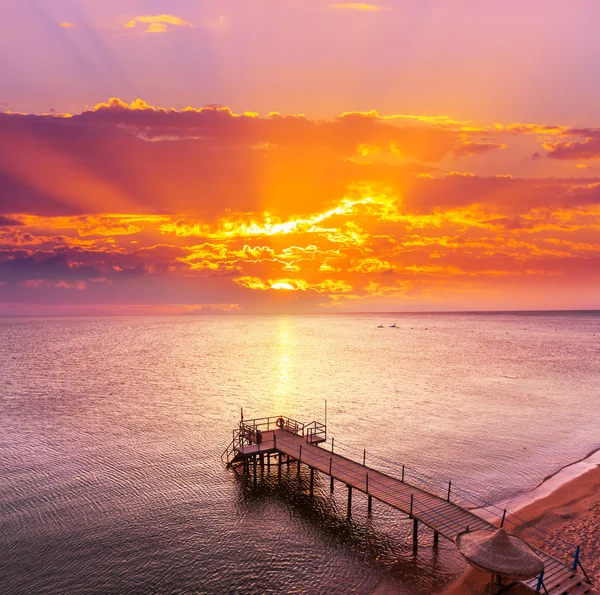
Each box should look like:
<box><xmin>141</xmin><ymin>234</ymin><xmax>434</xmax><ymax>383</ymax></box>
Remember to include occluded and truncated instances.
<box><xmin>273</xmin><ymin>318</ymin><xmax>294</xmax><ymax>411</ymax></box>
<box><xmin>231</xmin><ymin>459</ymin><xmax>460</xmax><ymax>595</ymax></box>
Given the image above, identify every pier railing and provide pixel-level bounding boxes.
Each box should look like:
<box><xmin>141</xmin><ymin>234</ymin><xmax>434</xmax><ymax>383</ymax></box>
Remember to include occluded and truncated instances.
<box><xmin>221</xmin><ymin>428</ymin><xmax>242</xmax><ymax>466</ymax></box>
<box><xmin>304</xmin><ymin>421</ymin><xmax>327</xmax><ymax>443</ymax></box>
<box><xmin>306</xmin><ymin>446</ymin><xmax>473</xmax><ymax>535</ymax></box>
<box><xmin>319</xmin><ymin>436</ymin><xmax>589</xmax><ymax>577</ymax></box>
<box><xmin>240</xmin><ymin>416</ymin><xmax>305</xmax><ymax>437</ymax></box>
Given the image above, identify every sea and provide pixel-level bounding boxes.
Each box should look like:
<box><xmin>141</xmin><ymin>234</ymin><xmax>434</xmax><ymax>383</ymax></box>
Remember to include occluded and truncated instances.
<box><xmin>1</xmin><ymin>312</ymin><xmax>598</xmax><ymax>594</ymax></box>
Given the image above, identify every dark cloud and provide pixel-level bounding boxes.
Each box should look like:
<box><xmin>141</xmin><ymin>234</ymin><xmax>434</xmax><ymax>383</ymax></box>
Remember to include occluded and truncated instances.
<box><xmin>0</xmin><ymin>215</ymin><xmax>24</xmax><ymax>226</ymax></box>
<box><xmin>0</xmin><ymin>249</ymin><xmax>154</xmax><ymax>283</ymax></box>
<box><xmin>545</xmin><ymin>131</ymin><xmax>600</xmax><ymax>160</ymax></box>
<box><xmin>452</xmin><ymin>142</ymin><xmax>505</xmax><ymax>157</ymax></box>
<box><xmin>0</xmin><ymin>253</ymin><xmax>99</xmax><ymax>282</ymax></box>
<box><xmin>401</xmin><ymin>175</ymin><xmax>600</xmax><ymax>214</ymax></box>
<box><xmin>482</xmin><ymin>216</ymin><xmax>527</xmax><ymax>230</ymax></box>
<box><xmin>0</xmin><ymin>171</ymin><xmax>77</xmax><ymax>216</ymax></box>
<box><xmin>0</xmin><ymin>108</ymin><xmax>452</xmax><ymax>218</ymax></box>
<box><xmin>74</xmin><ymin>103</ymin><xmax>460</xmax><ymax>159</ymax></box>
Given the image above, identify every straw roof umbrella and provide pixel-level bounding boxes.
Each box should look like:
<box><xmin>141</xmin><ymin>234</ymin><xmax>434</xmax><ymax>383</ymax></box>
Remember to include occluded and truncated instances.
<box><xmin>456</xmin><ymin>528</ymin><xmax>544</xmax><ymax>594</ymax></box>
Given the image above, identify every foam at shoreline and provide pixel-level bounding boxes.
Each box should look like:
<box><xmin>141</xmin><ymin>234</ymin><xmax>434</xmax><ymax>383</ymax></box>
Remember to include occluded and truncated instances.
<box><xmin>469</xmin><ymin>447</ymin><xmax>600</xmax><ymax>527</ymax></box>
<box><xmin>495</xmin><ymin>447</ymin><xmax>600</xmax><ymax>516</ymax></box>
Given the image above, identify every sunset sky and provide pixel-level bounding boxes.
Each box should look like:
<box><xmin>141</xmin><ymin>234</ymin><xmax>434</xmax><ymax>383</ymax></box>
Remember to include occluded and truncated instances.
<box><xmin>1</xmin><ymin>0</ymin><xmax>599</xmax><ymax>314</ymax></box>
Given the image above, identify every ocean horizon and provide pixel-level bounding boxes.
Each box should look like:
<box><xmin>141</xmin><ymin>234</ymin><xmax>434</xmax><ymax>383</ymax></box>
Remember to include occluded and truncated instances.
<box><xmin>1</xmin><ymin>308</ymin><xmax>600</xmax><ymax>320</ymax></box>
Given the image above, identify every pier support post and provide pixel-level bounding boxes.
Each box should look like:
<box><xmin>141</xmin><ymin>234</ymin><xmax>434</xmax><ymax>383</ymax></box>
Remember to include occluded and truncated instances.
<box><xmin>278</xmin><ymin>454</ymin><xmax>282</xmax><ymax>480</ymax></box>
<box><xmin>253</xmin><ymin>456</ymin><xmax>257</xmax><ymax>487</ymax></box>
<box><xmin>287</xmin><ymin>454</ymin><xmax>290</xmax><ymax>469</ymax></box>
<box><xmin>433</xmin><ymin>531</ymin><xmax>439</xmax><ymax>546</ymax></box>
<box><xmin>329</xmin><ymin>457</ymin><xmax>333</xmax><ymax>493</ymax></box>
<box><xmin>572</xmin><ymin>545</ymin><xmax>580</xmax><ymax>570</ymax></box>
<box><xmin>267</xmin><ymin>453</ymin><xmax>270</xmax><ymax>470</ymax></box>
<box><xmin>413</xmin><ymin>519</ymin><xmax>418</xmax><ymax>547</ymax></box>
<box><xmin>297</xmin><ymin>445</ymin><xmax>302</xmax><ymax>474</ymax></box>
<box><xmin>260</xmin><ymin>454</ymin><xmax>264</xmax><ymax>474</ymax></box>
<box><xmin>368</xmin><ymin>495</ymin><xmax>372</xmax><ymax>514</ymax></box>
<box><xmin>347</xmin><ymin>485</ymin><xmax>352</xmax><ymax>517</ymax></box>
<box><xmin>310</xmin><ymin>467</ymin><xmax>314</xmax><ymax>497</ymax></box>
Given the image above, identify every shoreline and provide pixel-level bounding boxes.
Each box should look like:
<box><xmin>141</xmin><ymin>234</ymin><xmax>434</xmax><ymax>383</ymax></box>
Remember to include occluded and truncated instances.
<box><xmin>496</xmin><ymin>447</ymin><xmax>600</xmax><ymax>516</ymax></box>
<box><xmin>467</xmin><ymin>447</ymin><xmax>600</xmax><ymax>528</ymax></box>
<box><xmin>441</xmin><ymin>451</ymin><xmax>600</xmax><ymax>594</ymax></box>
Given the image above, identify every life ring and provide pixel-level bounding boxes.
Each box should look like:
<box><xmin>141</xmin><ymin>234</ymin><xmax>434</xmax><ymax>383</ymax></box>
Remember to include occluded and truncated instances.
<box><xmin>276</xmin><ymin>417</ymin><xmax>285</xmax><ymax>428</ymax></box>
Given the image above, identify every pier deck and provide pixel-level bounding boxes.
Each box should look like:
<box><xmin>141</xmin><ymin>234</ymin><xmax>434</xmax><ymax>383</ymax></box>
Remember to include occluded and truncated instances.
<box><xmin>223</xmin><ymin>418</ymin><xmax>593</xmax><ymax>595</ymax></box>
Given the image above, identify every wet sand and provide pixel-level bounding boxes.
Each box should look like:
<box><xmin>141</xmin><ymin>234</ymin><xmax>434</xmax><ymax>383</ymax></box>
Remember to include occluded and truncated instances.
<box><xmin>441</xmin><ymin>463</ymin><xmax>600</xmax><ymax>594</ymax></box>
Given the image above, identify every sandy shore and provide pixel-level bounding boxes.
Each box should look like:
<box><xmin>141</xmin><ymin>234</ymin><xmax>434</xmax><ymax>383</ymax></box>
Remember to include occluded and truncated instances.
<box><xmin>441</xmin><ymin>462</ymin><xmax>600</xmax><ymax>594</ymax></box>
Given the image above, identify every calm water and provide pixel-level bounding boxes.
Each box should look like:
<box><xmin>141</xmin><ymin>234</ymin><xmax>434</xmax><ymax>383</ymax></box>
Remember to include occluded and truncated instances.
<box><xmin>1</xmin><ymin>312</ymin><xmax>599</xmax><ymax>594</ymax></box>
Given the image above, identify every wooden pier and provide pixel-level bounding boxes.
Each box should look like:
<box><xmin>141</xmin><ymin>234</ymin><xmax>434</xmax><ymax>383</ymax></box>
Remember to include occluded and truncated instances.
<box><xmin>222</xmin><ymin>416</ymin><xmax>594</xmax><ymax>595</ymax></box>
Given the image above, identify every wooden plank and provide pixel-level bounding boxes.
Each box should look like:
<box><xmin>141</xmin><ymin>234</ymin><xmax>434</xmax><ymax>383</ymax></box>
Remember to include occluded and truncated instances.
<box><xmin>523</xmin><ymin>566</ymin><xmax>581</xmax><ymax>591</ymax></box>
<box><xmin>542</xmin><ymin>565</ymin><xmax>576</xmax><ymax>585</ymax></box>
<box><xmin>544</xmin><ymin>570</ymin><xmax>576</xmax><ymax>588</ymax></box>
<box><xmin>417</xmin><ymin>511</ymin><xmax>468</xmax><ymax>533</ymax></box>
<box><xmin>523</xmin><ymin>562</ymin><xmax>567</xmax><ymax>587</ymax></box>
<box><xmin>430</xmin><ymin>508</ymin><xmax>473</xmax><ymax>524</ymax></box>
<box><xmin>560</xmin><ymin>584</ymin><xmax>593</xmax><ymax>595</ymax></box>
<box><xmin>547</xmin><ymin>575</ymin><xmax>585</xmax><ymax>594</ymax></box>
<box><xmin>463</xmin><ymin>521</ymin><xmax>491</xmax><ymax>532</ymax></box>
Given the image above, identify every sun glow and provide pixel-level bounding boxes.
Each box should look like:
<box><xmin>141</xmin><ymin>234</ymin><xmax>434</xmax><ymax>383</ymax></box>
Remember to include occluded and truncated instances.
<box><xmin>270</xmin><ymin>282</ymin><xmax>296</xmax><ymax>291</ymax></box>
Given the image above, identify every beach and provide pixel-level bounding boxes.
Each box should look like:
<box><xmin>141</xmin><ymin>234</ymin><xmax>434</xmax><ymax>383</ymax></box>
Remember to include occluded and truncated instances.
<box><xmin>442</xmin><ymin>461</ymin><xmax>600</xmax><ymax>594</ymax></box>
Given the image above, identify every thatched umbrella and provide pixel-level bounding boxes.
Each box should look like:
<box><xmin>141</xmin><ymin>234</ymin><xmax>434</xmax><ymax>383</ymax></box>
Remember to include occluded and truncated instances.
<box><xmin>456</xmin><ymin>528</ymin><xmax>544</xmax><ymax>594</ymax></box>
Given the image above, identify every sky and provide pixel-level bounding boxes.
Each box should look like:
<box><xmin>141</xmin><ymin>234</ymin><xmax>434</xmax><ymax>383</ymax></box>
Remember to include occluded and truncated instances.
<box><xmin>1</xmin><ymin>0</ymin><xmax>599</xmax><ymax>314</ymax></box>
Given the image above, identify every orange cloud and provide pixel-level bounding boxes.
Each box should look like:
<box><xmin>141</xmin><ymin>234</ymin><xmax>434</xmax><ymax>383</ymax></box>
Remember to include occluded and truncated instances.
<box><xmin>329</xmin><ymin>3</ymin><xmax>389</xmax><ymax>10</ymax></box>
<box><xmin>500</xmin><ymin>123</ymin><xmax>569</xmax><ymax>136</ymax></box>
<box><xmin>58</xmin><ymin>22</ymin><xmax>77</xmax><ymax>29</ymax></box>
<box><xmin>124</xmin><ymin>15</ymin><xmax>192</xmax><ymax>33</ymax></box>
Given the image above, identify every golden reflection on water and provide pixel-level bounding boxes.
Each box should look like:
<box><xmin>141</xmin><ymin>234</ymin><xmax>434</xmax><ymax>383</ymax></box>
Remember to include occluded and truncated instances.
<box><xmin>273</xmin><ymin>317</ymin><xmax>294</xmax><ymax>412</ymax></box>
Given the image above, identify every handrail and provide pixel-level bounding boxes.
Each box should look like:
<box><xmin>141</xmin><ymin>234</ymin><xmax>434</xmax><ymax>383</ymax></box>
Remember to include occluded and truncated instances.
<box><xmin>317</xmin><ymin>436</ymin><xmax>584</xmax><ymax>568</ymax></box>
<box><xmin>221</xmin><ymin>428</ymin><xmax>242</xmax><ymax>465</ymax></box>
<box><xmin>304</xmin><ymin>420</ymin><xmax>327</xmax><ymax>443</ymax></box>
<box><xmin>287</xmin><ymin>440</ymin><xmax>472</xmax><ymax>536</ymax></box>
<box><xmin>240</xmin><ymin>416</ymin><xmax>305</xmax><ymax>435</ymax></box>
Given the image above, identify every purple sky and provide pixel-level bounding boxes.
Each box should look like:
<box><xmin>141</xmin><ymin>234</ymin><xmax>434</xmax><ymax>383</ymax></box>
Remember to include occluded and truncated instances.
<box><xmin>2</xmin><ymin>0</ymin><xmax>599</xmax><ymax>124</ymax></box>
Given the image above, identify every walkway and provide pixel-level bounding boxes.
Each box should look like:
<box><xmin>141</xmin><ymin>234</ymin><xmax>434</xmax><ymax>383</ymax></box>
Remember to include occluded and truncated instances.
<box><xmin>225</xmin><ymin>423</ymin><xmax>593</xmax><ymax>595</ymax></box>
